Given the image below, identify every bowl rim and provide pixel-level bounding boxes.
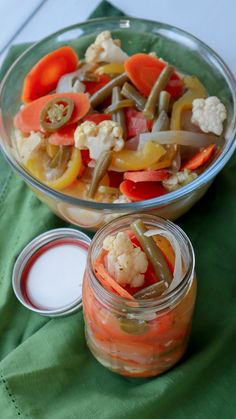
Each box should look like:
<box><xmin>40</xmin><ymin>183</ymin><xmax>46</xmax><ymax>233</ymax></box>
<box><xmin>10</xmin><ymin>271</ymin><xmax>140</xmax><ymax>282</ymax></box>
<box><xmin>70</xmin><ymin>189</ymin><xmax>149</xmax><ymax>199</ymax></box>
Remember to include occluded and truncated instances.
<box><xmin>1</xmin><ymin>15</ymin><xmax>236</xmax><ymax>211</ymax></box>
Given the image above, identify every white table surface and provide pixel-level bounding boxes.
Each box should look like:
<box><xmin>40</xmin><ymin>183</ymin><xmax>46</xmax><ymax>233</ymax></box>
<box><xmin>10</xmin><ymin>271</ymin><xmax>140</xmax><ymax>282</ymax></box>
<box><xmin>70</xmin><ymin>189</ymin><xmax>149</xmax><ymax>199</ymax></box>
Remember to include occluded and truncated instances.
<box><xmin>0</xmin><ymin>0</ymin><xmax>236</xmax><ymax>74</ymax></box>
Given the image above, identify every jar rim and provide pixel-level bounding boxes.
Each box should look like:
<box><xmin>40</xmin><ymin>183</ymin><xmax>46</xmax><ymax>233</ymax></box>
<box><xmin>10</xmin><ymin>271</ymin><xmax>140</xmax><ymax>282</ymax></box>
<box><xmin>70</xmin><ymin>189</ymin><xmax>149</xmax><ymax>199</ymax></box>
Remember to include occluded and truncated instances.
<box><xmin>87</xmin><ymin>213</ymin><xmax>195</xmax><ymax>312</ymax></box>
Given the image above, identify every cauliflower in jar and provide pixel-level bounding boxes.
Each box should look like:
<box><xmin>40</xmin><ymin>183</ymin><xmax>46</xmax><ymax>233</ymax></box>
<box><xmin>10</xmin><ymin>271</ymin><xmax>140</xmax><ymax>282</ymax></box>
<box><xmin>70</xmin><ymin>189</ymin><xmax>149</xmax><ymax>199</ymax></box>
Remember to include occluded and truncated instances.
<box><xmin>163</xmin><ymin>169</ymin><xmax>198</xmax><ymax>192</ymax></box>
<box><xmin>85</xmin><ymin>31</ymin><xmax>128</xmax><ymax>64</ymax></box>
<box><xmin>103</xmin><ymin>232</ymin><xmax>148</xmax><ymax>288</ymax></box>
<box><xmin>191</xmin><ymin>96</ymin><xmax>227</xmax><ymax>136</ymax></box>
<box><xmin>74</xmin><ymin>120</ymin><xmax>124</xmax><ymax>160</ymax></box>
<box><xmin>15</xmin><ymin>130</ymin><xmax>44</xmax><ymax>164</ymax></box>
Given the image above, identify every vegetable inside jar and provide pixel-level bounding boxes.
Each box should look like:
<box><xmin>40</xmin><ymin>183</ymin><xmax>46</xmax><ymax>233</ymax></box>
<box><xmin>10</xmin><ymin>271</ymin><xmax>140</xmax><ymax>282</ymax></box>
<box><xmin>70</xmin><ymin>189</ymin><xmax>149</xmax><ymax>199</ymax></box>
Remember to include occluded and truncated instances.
<box><xmin>82</xmin><ymin>213</ymin><xmax>196</xmax><ymax>378</ymax></box>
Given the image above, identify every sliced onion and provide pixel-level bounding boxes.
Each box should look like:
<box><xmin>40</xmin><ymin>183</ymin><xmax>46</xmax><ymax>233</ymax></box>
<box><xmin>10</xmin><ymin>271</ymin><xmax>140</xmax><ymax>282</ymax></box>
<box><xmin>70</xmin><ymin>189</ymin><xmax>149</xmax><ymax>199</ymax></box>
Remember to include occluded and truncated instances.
<box><xmin>152</xmin><ymin>110</ymin><xmax>170</xmax><ymax>132</ymax></box>
<box><xmin>124</xmin><ymin>135</ymin><xmax>139</xmax><ymax>150</ymax></box>
<box><xmin>144</xmin><ymin>228</ymin><xmax>182</xmax><ymax>292</ymax></box>
<box><xmin>88</xmin><ymin>159</ymin><xmax>96</xmax><ymax>168</ymax></box>
<box><xmin>72</xmin><ymin>79</ymin><xmax>86</xmax><ymax>93</ymax></box>
<box><xmin>56</xmin><ymin>69</ymin><xmax>85</xmax><ymax>93</ymax></box>
<box><xmin>171</xmin><ymin>149</ymin><xmax>181</xmax><ymax>173</ymax></box>
<box><xmin>139</xmin><ymin>130</ymin><xmax>222</xmax><ymax>150</ymax></box>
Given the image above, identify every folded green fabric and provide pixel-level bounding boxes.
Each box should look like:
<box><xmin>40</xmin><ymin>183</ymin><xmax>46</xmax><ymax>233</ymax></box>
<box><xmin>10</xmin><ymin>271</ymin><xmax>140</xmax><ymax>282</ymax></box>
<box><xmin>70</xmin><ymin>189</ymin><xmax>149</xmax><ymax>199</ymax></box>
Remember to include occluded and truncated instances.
<box><xmin>0</xmin><ymin>1</ymin><xmax>236</xmax><ymax>418</ymax></box>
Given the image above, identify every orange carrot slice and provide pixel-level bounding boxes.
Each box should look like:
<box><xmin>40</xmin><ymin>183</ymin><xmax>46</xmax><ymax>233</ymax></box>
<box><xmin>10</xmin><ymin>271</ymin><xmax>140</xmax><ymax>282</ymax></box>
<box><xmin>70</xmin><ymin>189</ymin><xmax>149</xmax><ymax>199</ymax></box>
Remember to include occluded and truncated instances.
<box><xmin>124</xmin><ymin>170</ymin><xmax>169</xmax><ymax>183</ymax></box>
<box><xmin>124</xmin><ymin>53</ymin><xmax>183</xmax><ymax>99</ymax></box>
<box><xmin>181</xmin><ymin>144</ymin><xmax>216</xmax><ymax>170</ymax></box>
<box><xmin>94</xmin><ymin>260</ymin><xmax>134</xmax><ymax>300</ymax></box>
<box><xmin>120</xmin><ymin>180</ymin><xmax>166</xmax><ymax>202</ymax></box>
<box><xmin>83</xmin><ymin>113</ymin><xmax>112</xmax><ymax>124</ymax></box>
<box><xmin>14</xmin><ymin>92</ymin><xmax>90</xmax><ymax>133</ymax></box>
<box><xmin>48</xmin><ymin>123</ymin><xmax>77</xmax><ymax>146</ymax></box>
<box><xmin>22</xmin><ymin>46</ymin><xmax>78</xmax><ymax>102</ymax></box>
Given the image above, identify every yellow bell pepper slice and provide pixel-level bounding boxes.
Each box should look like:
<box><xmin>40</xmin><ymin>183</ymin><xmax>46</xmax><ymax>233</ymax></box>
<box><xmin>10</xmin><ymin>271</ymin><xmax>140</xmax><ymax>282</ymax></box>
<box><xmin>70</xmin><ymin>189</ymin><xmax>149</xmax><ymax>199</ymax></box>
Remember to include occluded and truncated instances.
<box><xmin>96</xmin><ymin>63</ymin><xmax>125</xmax><ymax>75</ymax></box>
<box><xmin>148</xmin><ymin>146</ymin><xmax>177</xmax><ymax>170</ymax></box>
<box><xmin>26</xmin><ymin>147</ymin><xmax>82</xmax><ymax>190</ymax></box>
<box><xmin>26</xmin><ymin>149</ymin><xmax>48</xmax><ymax>180</ymax></box>
<box><xmin>46</xmin><ymin>147</ymin><xmax>82</xmax><ymax>190</ymax></box>
<box><xmin>170</xmin><ymin>76</ymin><xmax>207</xmax><ymax>130</ymax></box>
<box><xmin>112</xmin><ymin>141</ymin><xmax>166</xmax><ymax>171</ymax></box>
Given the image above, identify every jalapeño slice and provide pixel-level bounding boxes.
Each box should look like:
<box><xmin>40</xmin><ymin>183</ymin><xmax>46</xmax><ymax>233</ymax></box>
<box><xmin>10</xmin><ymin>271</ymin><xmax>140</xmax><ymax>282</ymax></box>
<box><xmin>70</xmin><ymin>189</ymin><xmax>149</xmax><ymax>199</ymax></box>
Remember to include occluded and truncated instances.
<box><xmin>40</xmin><ymin>97</ymin><xmax>74</xmax><ymax>132</ymax></box>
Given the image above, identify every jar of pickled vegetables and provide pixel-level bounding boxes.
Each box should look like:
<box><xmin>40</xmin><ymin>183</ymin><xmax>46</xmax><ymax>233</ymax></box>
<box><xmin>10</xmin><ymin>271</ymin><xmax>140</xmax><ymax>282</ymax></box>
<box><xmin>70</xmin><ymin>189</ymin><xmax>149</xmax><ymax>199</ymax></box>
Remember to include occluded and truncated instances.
<box><xmin>82</xmin><ymin>214</ymin><xmax>196</xmax><ymax>378</ymax></box>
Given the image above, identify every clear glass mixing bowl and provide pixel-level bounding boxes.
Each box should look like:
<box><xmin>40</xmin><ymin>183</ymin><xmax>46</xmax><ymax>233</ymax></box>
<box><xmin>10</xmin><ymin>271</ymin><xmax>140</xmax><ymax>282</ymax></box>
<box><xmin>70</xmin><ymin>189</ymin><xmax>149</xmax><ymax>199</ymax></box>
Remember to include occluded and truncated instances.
<box><xmin>0</xmin><ymin>17</ymin><xmax>235</xmax><ymax>230</ymax></box>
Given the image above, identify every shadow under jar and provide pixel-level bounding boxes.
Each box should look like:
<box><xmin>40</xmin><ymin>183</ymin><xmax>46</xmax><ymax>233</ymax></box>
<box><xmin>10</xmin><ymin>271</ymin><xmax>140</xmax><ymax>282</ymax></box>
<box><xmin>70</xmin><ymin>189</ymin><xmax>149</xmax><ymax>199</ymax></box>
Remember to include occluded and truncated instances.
<box><xmin>82</xmin><ymin>214</ymin><xmax>196</xmax><ymax>378</ymax></box>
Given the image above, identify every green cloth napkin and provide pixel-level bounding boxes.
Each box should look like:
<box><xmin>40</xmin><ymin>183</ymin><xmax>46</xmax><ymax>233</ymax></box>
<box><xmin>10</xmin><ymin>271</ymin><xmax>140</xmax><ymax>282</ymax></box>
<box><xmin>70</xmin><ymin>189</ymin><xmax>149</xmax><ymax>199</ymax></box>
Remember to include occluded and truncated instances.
<box><xmin>1</xmin><ymin>1</ymin><xmax>236</xmax><ymax>418</ymax></box>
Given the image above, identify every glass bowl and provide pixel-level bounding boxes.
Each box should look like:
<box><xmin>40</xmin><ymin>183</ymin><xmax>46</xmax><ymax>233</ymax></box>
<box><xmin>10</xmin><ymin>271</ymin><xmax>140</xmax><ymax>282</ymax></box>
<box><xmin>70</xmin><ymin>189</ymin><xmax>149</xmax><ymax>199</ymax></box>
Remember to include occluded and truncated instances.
<box><xmin>0</xmin><ymin>17</ymin><xmax>236</xmax><ymax>231</ymax></box>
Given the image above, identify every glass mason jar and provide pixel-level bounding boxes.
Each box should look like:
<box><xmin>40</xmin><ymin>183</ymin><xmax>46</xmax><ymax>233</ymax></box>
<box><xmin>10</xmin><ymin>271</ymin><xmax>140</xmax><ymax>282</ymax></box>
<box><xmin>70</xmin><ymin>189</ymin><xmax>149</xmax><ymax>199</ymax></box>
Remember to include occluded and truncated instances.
<box><xmin>82</xmin><ymin>214</ymin><xmax>196</xmax><ymax>378</ymax></box>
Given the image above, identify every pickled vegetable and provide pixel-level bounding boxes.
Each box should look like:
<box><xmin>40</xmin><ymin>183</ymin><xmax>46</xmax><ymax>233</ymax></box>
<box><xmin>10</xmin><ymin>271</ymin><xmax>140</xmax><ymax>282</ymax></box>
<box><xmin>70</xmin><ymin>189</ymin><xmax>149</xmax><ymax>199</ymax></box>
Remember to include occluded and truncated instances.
<box><xmin>88</xmin><ymin>151</ymin><xmax>113</xmax><ymax>198</ymax></box>
<box><xmin>158</xmin><ymin>91</ymin><xmax>171</xmax><ymax>114</ymax></box>
<box><xmin>131</xmin><ymin>219</ymin><xmax>173</xmax><ymax>284</ymax></box>
<box><xmin>14</xmin><ymin>34</ymin><xmax>226</xmax><ymax>207</ymax></box>
<box><xmin>152</xmin><ymin>110</ymin><xmax>170</xmax><ymax>132</ymax></box>
<box><xmin>90</xmin><ymin>72</ymin><xmax>129</xmax><ymax>108</ymax></box>
<box><xmin>96</xmin><ymin>63</ymin><xmax>125</xmax><ymax>75</ymax></box>
<box><xmin>119</xmin><ymin>318</ymin><xmax>148</xmax><ymax>335</ymax></box>
<box><xmin>170</xmin><ymin>76</ymin><xmax>207</xmax><ymax>130</ymax></box>
<box><xmin>121</xmin><ymin>82</ymin><xmax>146</xmax><ymax>112</ymax></box>
<box><xmin>40</xmin><ymin>97</ymin><xmax>74</xmax><ymax>131</ymax></box>
<box><xmin>49</xmin><ymin>145</ymin><xmax>70</xmax><ymax>168</ymax></box>
<box><xmin>112</xmin><ymin>141</ymin><xmax>166</xmax><ymax>171</ymax></box>
<box><xmin>143</xmin><ymin>66</ymin><xmax>174</xmax><ymax>120</ymax></box>
<box><xmin>111</xmin><ymin>86</ymin><xmax>127</xmax><ymax>140</ymax></box>
<box><xmin>83</xmin><ymin>214</ymin><xmax>196</xmax><ymax>377</ymax></box>
<box><xmin>105</xmin><ymin>99</ymin><xmax>134</xmax><ymax>113</ymax></box>
<box><xmin>134</xmin><ymin>281</ymin><xmax>168</xmax><ymax>299</ymax></box>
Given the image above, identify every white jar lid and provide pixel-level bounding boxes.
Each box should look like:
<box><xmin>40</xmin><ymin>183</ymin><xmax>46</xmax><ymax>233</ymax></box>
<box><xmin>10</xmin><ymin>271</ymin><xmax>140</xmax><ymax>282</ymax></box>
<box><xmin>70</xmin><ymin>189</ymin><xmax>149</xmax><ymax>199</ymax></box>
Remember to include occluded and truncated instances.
<box><xmin>12</xmin><ymin>228</ymin><xmax>91</xmax><ymax>317</ymax></box>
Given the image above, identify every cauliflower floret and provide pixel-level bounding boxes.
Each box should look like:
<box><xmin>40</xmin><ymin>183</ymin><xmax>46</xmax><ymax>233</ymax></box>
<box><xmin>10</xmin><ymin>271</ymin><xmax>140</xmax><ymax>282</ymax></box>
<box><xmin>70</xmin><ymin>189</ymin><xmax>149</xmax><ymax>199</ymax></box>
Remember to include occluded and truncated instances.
<box><xmin>103</xmin><ymin>232</ymin><xmax>133</xmax><ymax>257</ymax></box>
<box><xmin>85</xmin><ymin>30</ymin><xmax>128</xmax><ymax>64</ymax></box>
<box><xmin>103</xmin><ymin>231</ymin><xmax>148</xmax><ymax>288</ymax></box>
<box><xmin>74</xmin><ymin>121</ymin><xmax>97</xmax><ymax>149</ymax></box>
<box><xmin>191</xmin><ymin>96</ymin><xmax>227</xmax><ymax>136</ymax></box>
<box><xmin>15</xmin><ymin>130</ymin><xmax>44</xmax><ymax>164</ymax></box>
<box><xmin>74</xmin><ymin>120</ymin><xmax>124</xmax><ymax>160</ymax></box>
<box><xmin>163</xmin><ymin>169</ymin><xmax>198</xmax><ymax>192</ymax></box>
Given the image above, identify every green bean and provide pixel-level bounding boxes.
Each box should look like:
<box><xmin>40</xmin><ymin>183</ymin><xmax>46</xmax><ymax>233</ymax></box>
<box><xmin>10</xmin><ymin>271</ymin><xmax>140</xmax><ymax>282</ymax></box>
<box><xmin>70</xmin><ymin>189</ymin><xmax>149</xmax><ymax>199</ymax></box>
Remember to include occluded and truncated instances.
<box><xmin>152</xmin><ymin>110</ymin><xmax>170</xmax><ymax>132</ymax></box>
<box><xmin>111</xmin><ymin>87</ymin><xmax>127</xmax><ymax>140</ymax></box>
<box><xmin>121</xmin><ymin>82</ymin><xmax>146</xmax><ymax>111</ymax></box>
<box><xmin>105</xmin><ymin>99</ymin><xmax>134</xmax><ymax>113</ymax></box>
<box><xmin>80</xmin><ymin>72</ymin><xmax>99</xmax><ymax>82</ymax></box>
<box><xmin>158</xmin><ymin>91</ymin><xmax>171</xmax><ymax>114</ymax></box>
<box><xmin>49</xmin><ymin>146</ymin><xmax>70</xmax><ymax>169</ymax></box>
<box><xmin>134</xmin><ymin>280</ymin><xmax>168</xmax><ymax>299</ymax></box>
<box><xmin>131</xmin><ymin>219</ymin><xmax>173</xmax><ymax>284</ymax></box>
<box><xmin>111</xmin><ymin>87</ymin><xmax>118</xmax><ymax>123</ymax></box>
<box><xmin>143</xmin><ymin>66</ymin><xmax>174</xmax><ymax>120</ymax></box>
<box><xmin>90</xmin><ymin>72</ymin><xmax>129</xmax><ymax>108</ymax></box>
<box><xmin>87</xmin><ymin>151</ymin><xmax>112</xmax><ymax>198</ymax></box>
